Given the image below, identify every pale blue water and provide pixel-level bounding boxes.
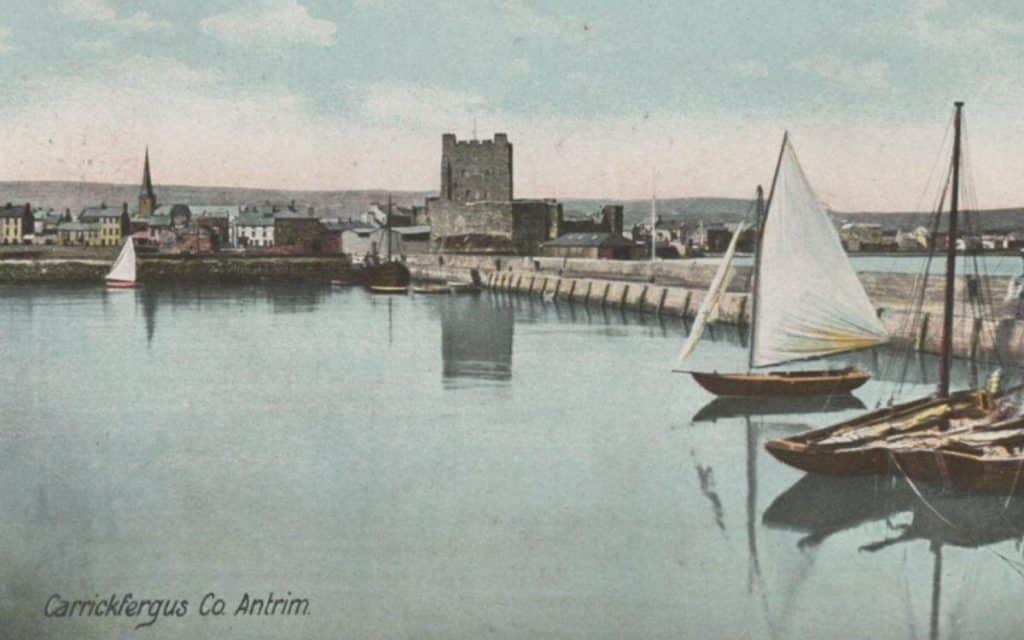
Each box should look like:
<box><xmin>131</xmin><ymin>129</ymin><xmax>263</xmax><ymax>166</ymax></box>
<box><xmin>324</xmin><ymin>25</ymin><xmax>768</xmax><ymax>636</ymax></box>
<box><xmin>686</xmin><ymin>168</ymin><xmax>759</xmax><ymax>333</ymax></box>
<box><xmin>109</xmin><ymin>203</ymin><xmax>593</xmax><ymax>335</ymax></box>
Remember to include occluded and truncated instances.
<box><xmin>1</xmin><ymin>284</ymin><xmax>1022</xmax><ymax>639</ymax></box>
<box><xmin>731</xmin><ymin>253</ymin><xmax>1024</xmax><ymax>277</ymax></box>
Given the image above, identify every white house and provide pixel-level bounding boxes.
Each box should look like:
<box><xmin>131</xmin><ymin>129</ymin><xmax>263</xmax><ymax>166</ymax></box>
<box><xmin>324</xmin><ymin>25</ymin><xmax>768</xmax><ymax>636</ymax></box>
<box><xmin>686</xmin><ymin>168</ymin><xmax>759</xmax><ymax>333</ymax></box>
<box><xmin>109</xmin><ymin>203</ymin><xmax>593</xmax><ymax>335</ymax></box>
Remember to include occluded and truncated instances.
<box><xmin>237</xmin><ymin>214</ymin><xmax>275</xmax><ymax>248</ymax></box>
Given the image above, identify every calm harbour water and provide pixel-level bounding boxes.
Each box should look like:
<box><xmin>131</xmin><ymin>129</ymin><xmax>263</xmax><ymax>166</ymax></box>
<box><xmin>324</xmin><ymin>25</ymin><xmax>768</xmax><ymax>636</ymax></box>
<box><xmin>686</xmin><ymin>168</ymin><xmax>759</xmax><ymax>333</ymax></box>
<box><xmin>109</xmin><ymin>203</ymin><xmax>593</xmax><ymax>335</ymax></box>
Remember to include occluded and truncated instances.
<box><xmin>1</xmin><ymin>284</ymin><xmax>1023</xmax><ymax>639</ymax></box>
<box><xmin>732</xmin><ymin>253</ymin><xmax>1024</xmax><ymax>277</ymax></box>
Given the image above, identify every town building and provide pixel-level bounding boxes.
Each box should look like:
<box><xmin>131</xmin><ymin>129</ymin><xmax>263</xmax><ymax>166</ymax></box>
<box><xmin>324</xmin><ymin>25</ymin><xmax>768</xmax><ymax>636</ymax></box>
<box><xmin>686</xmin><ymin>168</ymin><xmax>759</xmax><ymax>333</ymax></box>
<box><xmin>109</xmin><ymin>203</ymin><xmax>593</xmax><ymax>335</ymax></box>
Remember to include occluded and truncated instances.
<box><xmin>426</xmin><ymin>133</ymin><xmax>561</xmax><ymax>255</ymax></box>
<box><xmin>273</xmin><ymin>211</ymin><xmax>339</xmax><ymax>254</ymax></box>
<box><xmin>556</xmin><ymin>205</ymin><xmax>625</xmax><ymax>237</ymax></box>
<box><xmin>57</xmin><ymin>222</ymin><xmax>101</xmax><ymax>246</ymax></box>
<box><xmin>0</xmin><ymin>203</ymin><xmax>32</xmax><ymax>245</ymax></box>
<box><xmin>190</xmin><ymin>205</ymin><xmax>241</xmax><ymax>247</ymax></box>
<box><xmin>237</xmin><ymin>213</ymin><xmax>275</xmax><ymax>248</ymax></box>
<box><xmin>839</xmin><ymin>222</ymin><xmax>884</xmax><ymax>251</ymax></box>
<box><xmin>78</xmin><ymin>204</ymin><xmax>125</xmax><ymax>246</ymax></box>
<box><xmin>541</xmin><ymin>232</ymin><xmax>643</xmax><ymax>259</ymax></box>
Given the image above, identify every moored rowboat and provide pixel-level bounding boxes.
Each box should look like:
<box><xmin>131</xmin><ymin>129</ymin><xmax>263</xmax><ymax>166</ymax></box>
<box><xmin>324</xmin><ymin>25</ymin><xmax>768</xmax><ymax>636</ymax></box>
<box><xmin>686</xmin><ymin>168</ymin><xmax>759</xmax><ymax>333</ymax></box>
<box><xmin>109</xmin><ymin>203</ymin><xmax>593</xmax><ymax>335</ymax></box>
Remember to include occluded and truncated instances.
<box><xmin>691</xmin><ymin>368</ymin><xmax>869</xmax><ymax>398</ymax></box>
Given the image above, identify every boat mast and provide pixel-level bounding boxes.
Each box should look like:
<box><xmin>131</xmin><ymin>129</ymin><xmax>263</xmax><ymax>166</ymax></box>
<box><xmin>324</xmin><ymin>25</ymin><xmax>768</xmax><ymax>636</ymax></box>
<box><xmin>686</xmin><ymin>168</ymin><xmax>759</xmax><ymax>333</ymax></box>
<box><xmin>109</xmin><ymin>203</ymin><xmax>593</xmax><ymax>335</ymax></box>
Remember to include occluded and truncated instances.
<box><xmin>386</xmin><ymin>193</ymin><xmax>392</xmax><ymax>262</ymax></box>
<box><xmin>748</xmin><ymin>132</ymin><xmax>788</xmax><ymax>371</ymax></box>
<box><xmin>938</xmin><ymin>102</ymin><xmax>963</xmax><ymax>399</ymax></box>
<box><xmin>747</xmin><ymin>185</ymin><xmax>764</xmax><ymax>356</ymax></box>
<box><xmin>650</xmin><ymin>171</ymin><xmax>657</xmax><ymax>264</ymax></box>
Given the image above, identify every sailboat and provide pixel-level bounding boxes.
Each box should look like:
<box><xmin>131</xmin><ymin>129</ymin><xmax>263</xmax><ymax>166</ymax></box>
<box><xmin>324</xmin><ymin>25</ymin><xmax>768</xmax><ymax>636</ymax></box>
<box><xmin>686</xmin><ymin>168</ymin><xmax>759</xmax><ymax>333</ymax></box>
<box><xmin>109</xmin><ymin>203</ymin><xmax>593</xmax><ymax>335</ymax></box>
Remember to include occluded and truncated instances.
<box><xmin>766</xmin><ymin>102</ymin><xmax>1024</xmax><ymax>493</ymax></box>
<box><xmin>676</xmin><ymin>134</ymin><xmax>888</xmax><ymax>397</ymax></box>
<box><xmin>362</xmin><ymin>194</ymin><xmax>411</xmax><ymax>294</ymax></box>
<box><xmin>105</xmin><ymin>237</ymin><xmax>138</xmax><ymax>289</ymax></box>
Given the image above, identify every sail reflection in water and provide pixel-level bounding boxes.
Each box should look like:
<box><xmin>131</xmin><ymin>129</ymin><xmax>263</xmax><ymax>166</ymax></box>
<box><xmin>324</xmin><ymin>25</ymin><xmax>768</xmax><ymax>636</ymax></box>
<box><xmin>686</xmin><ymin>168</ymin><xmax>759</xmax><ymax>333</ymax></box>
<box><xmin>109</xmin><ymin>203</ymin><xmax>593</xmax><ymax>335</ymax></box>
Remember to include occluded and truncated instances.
<box><xmin>441</xmin><ymin>294</ymin><xmax>514</xmax><ymax>383</ymax></box>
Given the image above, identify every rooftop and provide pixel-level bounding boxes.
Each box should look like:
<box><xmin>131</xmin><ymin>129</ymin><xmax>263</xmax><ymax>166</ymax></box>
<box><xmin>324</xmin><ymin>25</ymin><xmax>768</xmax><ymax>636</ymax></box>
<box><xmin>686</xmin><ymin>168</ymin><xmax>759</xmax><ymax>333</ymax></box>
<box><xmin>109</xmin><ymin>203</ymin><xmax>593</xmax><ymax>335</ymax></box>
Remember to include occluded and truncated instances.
<box><xmin>544</xmin><ymin>232</ymin><xmax>636</xmax><ymax>248</ymax></box>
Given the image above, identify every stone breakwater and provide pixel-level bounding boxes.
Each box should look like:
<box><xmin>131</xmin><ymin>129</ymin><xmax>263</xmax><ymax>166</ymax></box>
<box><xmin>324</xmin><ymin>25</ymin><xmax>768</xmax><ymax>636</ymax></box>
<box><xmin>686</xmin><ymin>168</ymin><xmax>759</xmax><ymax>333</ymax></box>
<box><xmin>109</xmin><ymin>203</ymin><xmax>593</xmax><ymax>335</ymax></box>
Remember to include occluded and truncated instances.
<box><xmin>406</xmin><ymin>254</ymin><xmax>1024</xmax><ymax>362</ymax></box>
<box><xmin>0</xmin><ymin>257</ymin><xmax>354</xmax><ymax>284</ymax></box>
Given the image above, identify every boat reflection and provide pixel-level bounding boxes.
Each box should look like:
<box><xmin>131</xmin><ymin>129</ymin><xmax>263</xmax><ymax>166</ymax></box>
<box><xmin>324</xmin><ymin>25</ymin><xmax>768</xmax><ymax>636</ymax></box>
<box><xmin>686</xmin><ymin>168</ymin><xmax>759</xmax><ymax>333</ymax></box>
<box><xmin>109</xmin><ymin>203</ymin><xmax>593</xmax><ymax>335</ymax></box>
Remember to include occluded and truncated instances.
<box><xmin>440</xmin><ymin>294</ymin><xmax>514</xmax><ymax>383</ymax></box>
<box><xmin>763</xmin><ymin>474</ymin><xmax>913</xmax><ymax>548</ymax></box>
<box><xmin>692</xmin><ymin>395</ymin><xmax>866</xmax><ymax>423</ymax></box>
<box><xmin>765</xmin><ymin>472</ymin><xmax>1024</xmax><ymax>640</ymax></box>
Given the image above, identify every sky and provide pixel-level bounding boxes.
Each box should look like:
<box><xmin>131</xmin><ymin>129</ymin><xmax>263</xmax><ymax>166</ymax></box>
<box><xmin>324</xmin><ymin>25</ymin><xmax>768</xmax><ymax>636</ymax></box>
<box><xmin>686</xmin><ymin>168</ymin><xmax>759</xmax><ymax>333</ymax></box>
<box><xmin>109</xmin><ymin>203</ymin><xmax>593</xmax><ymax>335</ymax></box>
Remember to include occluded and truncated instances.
<box><xmin>1</xmin><ymin>0</ymin><xmax>1023</xmax><ymax>210</ymax></box>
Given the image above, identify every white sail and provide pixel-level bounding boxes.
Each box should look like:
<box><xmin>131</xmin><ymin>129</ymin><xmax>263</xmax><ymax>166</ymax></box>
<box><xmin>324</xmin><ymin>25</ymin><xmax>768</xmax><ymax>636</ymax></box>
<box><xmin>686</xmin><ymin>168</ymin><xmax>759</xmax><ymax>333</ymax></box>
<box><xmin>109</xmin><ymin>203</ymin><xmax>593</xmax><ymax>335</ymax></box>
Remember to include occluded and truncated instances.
<box><xmin>752</xmin><ymin>137</ymin><xmax>887</xmax><ymax>367</ymax></box>
<box><xmin>106</xmin><ymin>238</ymin><xmax>137</xmax><ymax>283</ymax></box>
<box><xmin>675</xmin><ymin>221</ymin><xmax>748</xmax><ymax>367</ymax></box>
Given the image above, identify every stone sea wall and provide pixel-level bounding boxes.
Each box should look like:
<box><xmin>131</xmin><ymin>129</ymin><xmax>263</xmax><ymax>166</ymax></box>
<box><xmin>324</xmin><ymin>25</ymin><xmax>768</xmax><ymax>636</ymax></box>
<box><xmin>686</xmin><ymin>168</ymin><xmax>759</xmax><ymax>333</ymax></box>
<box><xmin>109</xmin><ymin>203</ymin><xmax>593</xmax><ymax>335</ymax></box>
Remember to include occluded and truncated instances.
<box><xmin>406</xmin><ymin>254</ymin><xmax>1024</xmax><ymax>362</ymax></box>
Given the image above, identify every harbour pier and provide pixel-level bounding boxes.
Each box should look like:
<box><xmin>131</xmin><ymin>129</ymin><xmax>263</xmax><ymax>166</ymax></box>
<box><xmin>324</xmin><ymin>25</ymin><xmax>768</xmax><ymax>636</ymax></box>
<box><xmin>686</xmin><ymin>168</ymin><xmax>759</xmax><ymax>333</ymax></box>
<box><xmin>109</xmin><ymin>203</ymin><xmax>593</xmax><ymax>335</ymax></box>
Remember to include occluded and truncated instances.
<box><xmin>407</xmin><ymin>254</ymin><xmax>1024</xmax><ymax>363</ymax></box>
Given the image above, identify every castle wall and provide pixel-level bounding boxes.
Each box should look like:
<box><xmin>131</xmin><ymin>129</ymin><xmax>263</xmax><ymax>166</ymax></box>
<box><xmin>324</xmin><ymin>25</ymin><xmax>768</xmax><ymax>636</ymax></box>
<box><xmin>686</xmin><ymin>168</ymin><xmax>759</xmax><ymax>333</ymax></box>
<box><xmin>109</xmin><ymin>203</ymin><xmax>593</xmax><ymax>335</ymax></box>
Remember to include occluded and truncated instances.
<box><xmin>427</xmin><ymin>198</ymin><xmax>560</xmax><ymax>255</ymax></box>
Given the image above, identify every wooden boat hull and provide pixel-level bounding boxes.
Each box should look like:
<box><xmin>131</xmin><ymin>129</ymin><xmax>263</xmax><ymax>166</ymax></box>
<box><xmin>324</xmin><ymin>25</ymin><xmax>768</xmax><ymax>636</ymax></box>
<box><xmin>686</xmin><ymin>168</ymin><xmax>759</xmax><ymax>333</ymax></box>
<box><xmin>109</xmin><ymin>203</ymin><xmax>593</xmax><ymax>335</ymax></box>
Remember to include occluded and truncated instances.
<box><xmin>367</xmin><ymin>285</ymin><xmax>408</xmax><ymax>294</ymax></box>
<box><xmin>105</xmin><ymin>280</ymin><xmax>137</xmax><ymax>289</ymax></box>
<box><xmin>763</xmin><ymin>390</ymin><xmax>1006</xmax><ymax>483</ymax></box>
<box><xmin>691</xmin><ymin>368</ymin><xmax>869</xmax><ymax>397</ymax></box>
<box><xmin>362</xmin><ymin>261</ymin><xmax>410</xmax><ymax>292</ymax></box>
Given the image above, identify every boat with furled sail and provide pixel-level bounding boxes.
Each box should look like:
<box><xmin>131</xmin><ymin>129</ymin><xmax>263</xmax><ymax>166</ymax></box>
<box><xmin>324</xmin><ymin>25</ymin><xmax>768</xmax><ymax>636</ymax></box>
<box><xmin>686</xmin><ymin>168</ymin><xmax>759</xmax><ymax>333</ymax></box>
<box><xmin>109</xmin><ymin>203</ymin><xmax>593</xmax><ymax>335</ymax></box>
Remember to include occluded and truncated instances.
<box><xmin>105</xmin><ymin>237</ymin><xmax>138</xmax><ymax>289</ymax></box>
<box><xmin>766</xmin><ymin>102</ymin><xmax>1024</xmax><ymax>493</ymax></box>
<box><xmin>361</xmin><ymin>194</ymin><xmax>410</xmax><ymax>294</ymax></box>
<box><xmin>675</xmin><ymin>135</ymin><xmax>887</xmax><ymax>396</ymax></box>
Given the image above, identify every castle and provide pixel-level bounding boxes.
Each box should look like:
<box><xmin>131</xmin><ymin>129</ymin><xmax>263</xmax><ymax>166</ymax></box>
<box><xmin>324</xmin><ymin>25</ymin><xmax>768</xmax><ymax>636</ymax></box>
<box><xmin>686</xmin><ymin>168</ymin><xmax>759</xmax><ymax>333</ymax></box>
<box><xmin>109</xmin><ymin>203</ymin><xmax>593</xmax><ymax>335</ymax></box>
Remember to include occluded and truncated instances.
<box><xmin>427</xmin><ymin>133</ymin><xmax>560</xmax><ymax>255</ymax></box>
<box><xmin>440</xmin><ymin>133</ymin><xmax>513</xmax><ymax>202</ymax></box>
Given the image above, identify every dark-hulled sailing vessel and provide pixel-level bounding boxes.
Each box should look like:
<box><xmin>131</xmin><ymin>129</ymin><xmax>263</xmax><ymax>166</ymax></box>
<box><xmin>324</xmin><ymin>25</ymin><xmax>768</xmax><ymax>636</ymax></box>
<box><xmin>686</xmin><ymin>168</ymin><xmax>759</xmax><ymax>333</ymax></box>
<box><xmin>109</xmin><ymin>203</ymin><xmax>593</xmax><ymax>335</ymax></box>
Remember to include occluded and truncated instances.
<box><xmin>362</xmin><ymin>194</ymin><xmax>410</xmax><ymax>294</ymax></box>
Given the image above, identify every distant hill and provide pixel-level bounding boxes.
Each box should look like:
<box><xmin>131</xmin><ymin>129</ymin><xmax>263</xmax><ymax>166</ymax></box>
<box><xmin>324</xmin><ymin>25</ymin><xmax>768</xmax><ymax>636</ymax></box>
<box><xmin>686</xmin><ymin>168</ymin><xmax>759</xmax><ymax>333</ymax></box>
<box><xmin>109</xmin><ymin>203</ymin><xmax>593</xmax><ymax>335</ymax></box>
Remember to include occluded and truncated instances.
<box><xmin>4</xmin><ymin>181</ymin><xmax>1023</xmax><ymax>234</ymax></box>
<box><xmin>563</xmin><ymin>197</ymin><xmax>1024</xmax><ymax>233</ymax></box>
<box><xmin>0</xmin><ymin>181</ymin><xmax>435</xmax><ymax>218</ymax></box>
<box><xmin>561</xmin><ymin>197</ymin><xmax>755</xmax><ymax>227</ymax></box>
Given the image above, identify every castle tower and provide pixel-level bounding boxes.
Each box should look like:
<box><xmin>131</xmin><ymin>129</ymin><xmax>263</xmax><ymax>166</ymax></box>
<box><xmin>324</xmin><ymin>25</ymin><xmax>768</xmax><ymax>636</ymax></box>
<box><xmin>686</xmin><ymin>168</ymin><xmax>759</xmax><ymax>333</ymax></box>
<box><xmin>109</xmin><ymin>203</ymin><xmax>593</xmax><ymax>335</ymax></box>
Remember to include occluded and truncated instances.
<box><xmin>138</xmin><ymin>148</ymin><xmax>157</xmax><ymax>218</ymax></box>
<box><xmin>440</xmin><ymin>133</ymin><xmax>513</xmax><ymax>203</ymax></box>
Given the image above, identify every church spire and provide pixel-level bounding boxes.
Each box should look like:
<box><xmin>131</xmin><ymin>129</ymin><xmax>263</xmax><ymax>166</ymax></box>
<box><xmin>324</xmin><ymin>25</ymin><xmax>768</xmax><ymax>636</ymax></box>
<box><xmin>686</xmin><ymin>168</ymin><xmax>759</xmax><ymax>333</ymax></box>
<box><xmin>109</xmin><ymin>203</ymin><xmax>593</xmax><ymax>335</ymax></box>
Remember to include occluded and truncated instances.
<box><xmin>138</xmin><ymin>147</ymin><xmax>157</xmax><ymax>218</ymax></box>
<box><xmin>141</xmin><ymin>147</ymin><xmax>155</xmax><ymax>198</ymax></box>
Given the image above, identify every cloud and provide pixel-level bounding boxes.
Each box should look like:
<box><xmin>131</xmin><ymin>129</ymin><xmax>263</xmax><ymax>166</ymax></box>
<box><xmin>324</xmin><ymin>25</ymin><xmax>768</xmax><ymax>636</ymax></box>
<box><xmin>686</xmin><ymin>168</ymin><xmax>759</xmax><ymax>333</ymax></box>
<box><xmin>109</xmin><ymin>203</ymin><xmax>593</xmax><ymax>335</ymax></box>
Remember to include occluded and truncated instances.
<box><xmin>501</xmin><ymin>0</ymin><xmax>595</xmax><ymax>42</ymax></box>
<box><xmin>908</xmin><ymin>0</ymin><xmax>1024</xmax><ymax>50</ymax></box>
<box><xmin>359</xmin><ymin>83</ymin><xmax>490</xmax><ymax>132</ymax></box>
<box><xmin>792</xmin><ymin>54</ymin><xmax>889</xmax><ymax>91</ymax></box>
<box><xmin>200</xmin><ymin>0</ymin><xmax>337</xmax><ymax>47</ymax></box>
<box><xmin>731</xmin><ymin>60</ymin><xmax>769</xmax><ymax>79</ymax></box>
<box><xmin>0</xmin><ymin>26</ymin><xmax>13</xmax><ymax>53</ymax></box>
<box><xmin>56</xmin><ymin>0</ymin><xmax>170</xmax><ymax>32</ymax></box>
<box><xmin>5</xmin><ymin>59</ymin><xmax>1024</xmax><ymax>212</ymax></box>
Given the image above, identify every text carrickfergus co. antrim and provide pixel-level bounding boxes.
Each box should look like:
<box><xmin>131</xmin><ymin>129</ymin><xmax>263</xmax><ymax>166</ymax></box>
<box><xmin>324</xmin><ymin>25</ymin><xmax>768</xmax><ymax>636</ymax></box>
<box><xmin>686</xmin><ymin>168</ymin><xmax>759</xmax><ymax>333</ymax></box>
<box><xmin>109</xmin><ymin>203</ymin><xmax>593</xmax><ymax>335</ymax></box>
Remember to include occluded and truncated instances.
<box><xmin>44</xmin><ymin>591</ymin><xmax>310</xmax><ymax>629</ymax></box>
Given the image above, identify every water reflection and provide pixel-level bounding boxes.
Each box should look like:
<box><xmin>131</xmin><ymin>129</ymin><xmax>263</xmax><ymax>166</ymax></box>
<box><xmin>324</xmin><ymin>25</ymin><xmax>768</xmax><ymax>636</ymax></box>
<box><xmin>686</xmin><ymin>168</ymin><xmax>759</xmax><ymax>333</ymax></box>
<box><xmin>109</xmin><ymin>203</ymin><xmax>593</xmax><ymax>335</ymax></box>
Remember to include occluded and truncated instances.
<box><xmin>764</xmin><ymin>473</ymin><xmax>1024</xmax><ymax>640</ymax></box>
<box><xmin>763</xmin><ymin>475</ymin><xmax>913</xmax><ymax>548</ymax></box>
<box><xmin>692</xmin><ymin>395</ymin><xmax>866</xmax><ymax>423</ymax></box>
<box><xmin>440</xmin><ymin>294</ymin><xmax>514</xmax><ymax>383</ymax></box>
<box><xmin>264</xmin><ymin>283</ymin><xmax>328</xmax><ymax>314</ymax></box>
